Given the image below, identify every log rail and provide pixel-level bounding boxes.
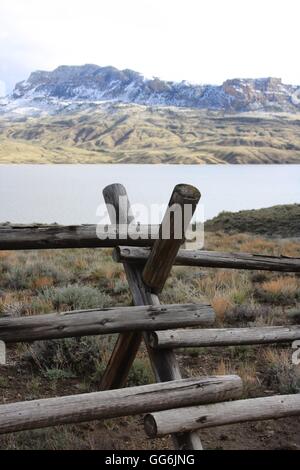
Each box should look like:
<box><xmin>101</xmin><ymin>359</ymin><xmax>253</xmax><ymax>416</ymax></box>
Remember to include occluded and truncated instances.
<box><xmin>150</xmin><ymin>325</ymin><xmax>300</xmax><ymax>349</ymax></box>
<box><xmin>114</xmin><ymin>246</ymin><xmax>300</xmax><ymax>272</ymax></box>
<box><xmin>144</xmin><ymin>394</ymin><xmax>300</xmax><ymax>437</ymax></box>
<box><xmin>0</xmin><ymin>182</ymin><xmax>299</xmax><ymax>450</ymax></box>
<box><xmin>0</xmin><ymin>376</ymin><xmax>242</xmax><ymax>435</ymax></box>
<box><xmin>0</xmin><ymin>303</ymin><xmax>215</xmax><ymax>344</ymax></box>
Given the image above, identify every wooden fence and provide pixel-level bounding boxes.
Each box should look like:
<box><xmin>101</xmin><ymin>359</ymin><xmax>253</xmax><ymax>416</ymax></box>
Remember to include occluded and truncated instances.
<box><xmin>0</xmin><ymin>183</ymin><xmax>300</xmax><ymax>450</ymax></box>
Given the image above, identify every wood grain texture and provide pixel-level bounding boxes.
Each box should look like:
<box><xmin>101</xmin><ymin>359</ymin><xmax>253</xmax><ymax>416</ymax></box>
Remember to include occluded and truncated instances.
<box><xmin>99</xmin><ymin>184</ymin><xmax>203</xmax><ymax>449</ymax></box>
<box><xmin>99</xmin><ymin>183</ymin><xmax>145</xmax><ymax>392</ymax></box>
<box><xmin>144</xmin><ymin>394</ymin><xmax>300</xmax><ymax>437</ymax></box>
<box><xmin>150</xmin><ymin>325</ymin><xmax>300</xmax><ymax>349</ymax></box>
<box><xmin>142</xmin><ymin>184</ymin><xmax>201</xmax><ymax>293</ymax></box>
<box><xmin>0</xmin><ymin>375</ymin><xmax>242</xmax><ymax>434</ymax></box>
<box><xmin>115</xmin><ymin>247</ymin><xmax>300</xmax><ymax>272</ymax></box>
<box><xmin>0</xmin><ymin>223</ymin><xmax>158</xmax><ymax>250</ymax></box>
<box><xmin>0</xmin><ymin>304</ymin><xmax>215</xmax><ymax>344</ymax></box>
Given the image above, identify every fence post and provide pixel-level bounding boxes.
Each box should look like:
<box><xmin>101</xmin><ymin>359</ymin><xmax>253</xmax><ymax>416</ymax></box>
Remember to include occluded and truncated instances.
<box><xmin>99</xmin><ymin>184</ymin><xmax>143</xmax><ymax>391</ymax></box>
<box><xmin>142</xmin><ymin>184</ymin><xmax>200</xmax><ymax>293</ymax></box>
<box><xmin>99</xmin><ymin>183</ymin><xmax>203</xmax><ymax>450</ymax></box>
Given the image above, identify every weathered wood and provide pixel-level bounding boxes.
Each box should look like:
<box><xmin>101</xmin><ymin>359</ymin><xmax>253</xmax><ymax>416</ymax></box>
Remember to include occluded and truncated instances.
<box><xmin>126</xmin><ymin>266</ymin><xmax>183</xmax><ymax>383</ymax></box>
<box><xmin>115</xmin><ymin>247</ymin><xmax>300</xmax><ymax>272</ymax></box>
<box><xmin>0</xmin><ymin>304</ymin><xmax>215</xmax><ymax>344</ymax></box>
<box><xmin>99</xmin><ymin>184</ymin><xmax>203</xmax><ymax>450</ymax></box>
<box><xmin>144</xmin><ymin>394</ymin><xmax>300</xmax><ymax>437</ymax></box>
<box><xmin>122</xmin><ymin>266</ymin><xmax>205</xmax><ymax>450</ymax></box>
<box><xmin>150</xmin><ymin>325</ymin><xmax>300</xmax><ymax>349</ymax></box>
<box><xmin>0</xmin><ymin>375</ymin><xmax>242</xmax><ymax>434</ymax></box>
<box><xmin>142</xmin><ymin>185</ymin><xmax>201</xmax><ymax>293</ymax></box>
<box><xmin>99</xmin><ymin>184</ymin><xmax>145</xmax><ymax>392</ymax></box>
<box><xmin>103</xmin><ymin>183</ymin><xmax>135</xmax><ymax>225</ymax></box>
<box><xmin>0</xmin><ymin>223</ymin><xmax>159</xmax><ymax>250</ymax></box>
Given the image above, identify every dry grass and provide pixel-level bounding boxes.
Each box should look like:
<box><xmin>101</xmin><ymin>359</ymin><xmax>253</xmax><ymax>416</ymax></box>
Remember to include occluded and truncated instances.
<box><xmin>211</xmin><ymin>296</ymin><xmax>233</xmax><ymax>324</ymax></box>
<box><xmin>204</xmin><ymin>232</ymin><xmax>300</xmax><ymax>257</ymax></box>
<box><xmin>213</xmin><ymin>358</ymin><xmax>259</xmax><ymax>398</ymax></box>
<box><xmin>261</xmin><ymin>277</ymin><xmax>298</xmax><ymax>295</ymax></box>
<box><xmin>254</xmin><ymin>276</ymin><xmax>300</xmax><ymax>305</ymax></box>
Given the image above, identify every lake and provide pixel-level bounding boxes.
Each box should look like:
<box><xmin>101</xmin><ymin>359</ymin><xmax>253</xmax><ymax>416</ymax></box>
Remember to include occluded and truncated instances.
<box><xmin>0</xmin><ymin>164</ymin><xmax>299</xmax><ymax>224</ymax></box>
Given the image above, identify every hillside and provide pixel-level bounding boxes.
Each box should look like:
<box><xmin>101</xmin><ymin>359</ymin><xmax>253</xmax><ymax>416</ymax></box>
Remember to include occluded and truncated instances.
<box><xmin>205</xmin><ymin>204</ymin><xmax>300</xmax><ymax>237</ymax></box>
<box><xmin>1</xmin><ymin>104</ymin><xmax>300</xmax><ymax>163</ymax></box>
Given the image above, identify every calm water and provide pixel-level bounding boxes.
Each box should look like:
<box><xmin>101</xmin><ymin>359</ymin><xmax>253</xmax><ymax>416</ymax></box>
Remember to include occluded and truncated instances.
<box><xmin>0</xmin><ymin>164</ymin><xmax>299</xmax><ymax>224</ymax></box>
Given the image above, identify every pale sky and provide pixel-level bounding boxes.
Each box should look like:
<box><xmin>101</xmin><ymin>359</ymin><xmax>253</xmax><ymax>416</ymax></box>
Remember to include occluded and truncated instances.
<box><xmin>0</xmin><ymin>0</ymin><xmax>300</xmax><ymax>96</ymax></box>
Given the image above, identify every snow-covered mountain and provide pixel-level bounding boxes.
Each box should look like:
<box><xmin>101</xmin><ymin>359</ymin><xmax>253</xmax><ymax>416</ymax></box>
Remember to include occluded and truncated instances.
<box><xmin>1</xmin><ymin>64</ymin><xmax>300</xmax><ymax>116</ymax></box>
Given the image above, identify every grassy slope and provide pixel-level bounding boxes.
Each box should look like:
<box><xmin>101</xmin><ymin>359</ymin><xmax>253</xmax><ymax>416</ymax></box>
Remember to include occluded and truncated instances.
<box><xmin>205</xmin><ymin>204</ymin><xmax>300</xmax><ymax>238</ymax></box>
<box><xmin>1</xmin><ymin>105</ymin><xmax>300</xmax><ymax>163</ymax></box>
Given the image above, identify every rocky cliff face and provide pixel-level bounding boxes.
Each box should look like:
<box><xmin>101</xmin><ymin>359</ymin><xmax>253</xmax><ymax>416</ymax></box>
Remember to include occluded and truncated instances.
<box><xmin>3</xmin><ymin>64</ymin><xmax>300</xmax><ymax>114</ymax></box>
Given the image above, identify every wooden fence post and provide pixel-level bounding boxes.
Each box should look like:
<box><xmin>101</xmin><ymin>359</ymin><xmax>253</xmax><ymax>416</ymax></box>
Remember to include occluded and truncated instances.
<box><xmin>99</xmin><ymin>184</ymin><xmax>143</xmax><ymax>391</ymax></box>
<box><xmin>142</xmin><ymin>184</ymin><xmax>200</xmax><ymax>293</ymax></box>
<box><xmin>99</xmin><ymin>183</ymin><xmax>204</xmax><ymax>450</ymax></box>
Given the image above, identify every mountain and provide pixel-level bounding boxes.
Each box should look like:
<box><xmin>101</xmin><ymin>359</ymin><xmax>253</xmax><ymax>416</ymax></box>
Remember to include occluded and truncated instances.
<box><xmin>1</xmin><ymin>65</ymin><xmax>300</xmax><ymax>164</ymax></box>
<box><xmin>1</xmin><ymin>64</ymin><xmax>300</xmax><ymax>116</ymax></box>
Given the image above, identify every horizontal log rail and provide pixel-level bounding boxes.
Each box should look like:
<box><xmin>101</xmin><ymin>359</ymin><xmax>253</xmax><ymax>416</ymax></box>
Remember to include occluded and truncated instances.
<box><xmin>0</xmin><ymin>303</ymin><xmax>215</xmax><ymax>344</ymax></box>
<box><xmin>114</xmin><ymin>247</ymin><xmax>300</xmax><ymax>272</ymax></box>
<box><xmin>2</xmin><ymin>225</ymin><xmax>299</xmax><ymax>273</ymax></box>
<box><xmin>0</xmin><ymin>223</ymin><xmax>160</xmax><ymax>250</ymax></box>
<box><xmin>0</xmin><ymin>375</ymin><xmax>242</xmax><ymax>434</ymax></box>
<box><xmin>150</xmin><ymin>325</ymin><xmax>300</xmax><ymax>349</ymax></box>
<box><xmin>144</xmin><ymin>394</ymin><xmax>300</xmax><ymax>437</ymax></box>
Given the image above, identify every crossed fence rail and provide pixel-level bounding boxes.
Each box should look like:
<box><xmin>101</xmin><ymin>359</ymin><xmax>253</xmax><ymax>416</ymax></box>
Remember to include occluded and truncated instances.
<box><xmin>0</xmin><ymin>183</ymin><xmax>300</xmax><ymax>450</ymax></box>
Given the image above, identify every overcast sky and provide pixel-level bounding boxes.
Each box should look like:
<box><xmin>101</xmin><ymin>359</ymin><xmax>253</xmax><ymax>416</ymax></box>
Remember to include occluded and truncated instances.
<box><xmin>0</xmin><ymin>0</ymin><xmax>299</xmax><ymax>96</ymax></box>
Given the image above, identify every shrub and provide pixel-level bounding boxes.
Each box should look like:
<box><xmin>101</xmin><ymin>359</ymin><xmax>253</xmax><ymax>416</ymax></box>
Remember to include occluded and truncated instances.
<box><xmin>43</xmin><ymin>368</ymin><xmax>75</xmax><ymax>381</ymax></box>
<box><xmin>38</xmin><ymin>285</ymin><xmax>112</xmax><ymax>311</ymax></box>
<box><xmin>250</xmin><ymin>272</ymin><xmax>269</xmax><ymax>284</ymax></box>
<box><xmin>113</xmin><ymin>278</ymin><xmax>128</xmax><ymax>295</ymax></box>
<box><xmin>3</xmin><ymin>261</ymin><xmax>69</xmax><ymax>290</ymax></box>
<box><xmin>24</xmin><ymin>336</ymin><xmax>105</xmax><ymax>377</ymax></box>
<box><xmin>1</xmin><ymin>301</ymin><xmax>28</xmax><ymax>317</ymax></box>
<box><xmin>230</xmin><ymin>288</ymin><xmax>250</xmax><ymax>305</ymax></box>
<box><xmin>28</xmin><ymin>298</ymin><xmax>54</xmax><ymax>315</ymax></box>
<box><xmin>161</xmin><ymin>279</ymin><xmax>203</xmax><ymax>304</ymax></box>
<box><xmin>225</xmin><ymin>304</ymin><xmax>273</xmax><ymax>326</ymax></box>
<box><xmin>126</xmin><ymin>358</ymin><xmax>154</xmax><ymax>387</ymax></box>
<box><xmin>263</xmin><ymin>349</ymin><xmax>300</xmax><ymax>394</ymax></box>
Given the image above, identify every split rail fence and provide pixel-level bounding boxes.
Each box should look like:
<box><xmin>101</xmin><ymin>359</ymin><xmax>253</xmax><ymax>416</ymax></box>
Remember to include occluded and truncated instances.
<box><xmin>0</xmin><ymin>183</ymin><xmax>300</xmax><ymax>450</ymax></box>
